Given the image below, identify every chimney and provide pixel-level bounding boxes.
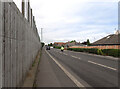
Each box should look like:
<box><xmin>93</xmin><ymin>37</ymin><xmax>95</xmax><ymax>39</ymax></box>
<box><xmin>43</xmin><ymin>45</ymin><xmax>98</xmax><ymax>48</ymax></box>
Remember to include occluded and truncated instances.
<box><xmin>115</xmin><ymin>30</ymin><xmax>120</xmax><ymax>35</ymax></box>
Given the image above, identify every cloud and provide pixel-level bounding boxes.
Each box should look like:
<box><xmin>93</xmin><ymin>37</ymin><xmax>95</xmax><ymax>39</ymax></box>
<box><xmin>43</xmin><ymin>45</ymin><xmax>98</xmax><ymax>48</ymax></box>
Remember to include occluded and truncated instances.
<box><xmin>13</xmin><ymin>0</ymin><xmax>118</xmax><ymax>44</ymax></box>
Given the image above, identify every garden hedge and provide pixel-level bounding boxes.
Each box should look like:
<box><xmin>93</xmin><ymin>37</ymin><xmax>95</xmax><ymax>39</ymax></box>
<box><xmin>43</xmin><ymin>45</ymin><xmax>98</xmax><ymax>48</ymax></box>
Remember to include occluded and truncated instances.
<box><xmin>67</xmin><ymin>48</ymin><xmax>120</xmax><ymax>57</ymax></box>
<box><xmin>102</xmin><ymin>49</ymin><xmax>120</xmax><ymax>57</ymax></box>
<box><xmin>54</xmin><ymin>46</ymin><xmax>61</xmax><ymax>49</ymax></box>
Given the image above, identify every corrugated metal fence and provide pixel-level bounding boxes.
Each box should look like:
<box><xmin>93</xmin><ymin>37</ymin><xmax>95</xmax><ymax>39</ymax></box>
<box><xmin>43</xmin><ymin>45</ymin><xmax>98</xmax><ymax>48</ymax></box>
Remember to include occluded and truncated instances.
<box><xmin>0</xmin><ymin>1</ymin><xmax>41</xmax><ymax>87</ymax></box>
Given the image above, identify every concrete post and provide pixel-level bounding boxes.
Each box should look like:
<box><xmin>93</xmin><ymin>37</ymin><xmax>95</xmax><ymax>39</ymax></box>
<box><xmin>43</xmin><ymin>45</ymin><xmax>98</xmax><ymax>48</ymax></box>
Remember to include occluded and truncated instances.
<box><xmin>31</xmin><ymin>9</ymin><xmax>32</xmax><ymax>27</ymax></box>
<box><xmin>28</xmin><ymin>0</ymin><xmax>30</xmax><ymax>22</ymax></box>
<box><xmin>22</xmin><ymin>0</ymin><xmax>25</xmax><ymax>17</ymax></box>
<box><xmin>0</xmin><ymin>1</ymin><xmax>3</xmax><ymax>88</ymax></box>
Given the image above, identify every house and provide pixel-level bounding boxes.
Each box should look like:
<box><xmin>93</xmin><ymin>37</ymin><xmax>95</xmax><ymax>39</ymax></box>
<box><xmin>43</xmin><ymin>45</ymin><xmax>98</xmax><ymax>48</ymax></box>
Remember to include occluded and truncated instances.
<box><xmin>69</xmin><ymin>30</ymin><xmax>120</xmax><ymax>49</ymax></box>
<box><xmin>65</xmin><ymin>42</ymin><xmax>76</xmax><ymax>47</ymax></box>
<box><xmin>65</xmin><ymin>41</ymin><xmax>85</xmax><ymax>48</ymax></box>
<box><xmin>54</xmin><ymin>42</ymin><xmax>66</xmax><ymax>47</ymax></box>
<box><xmin>54</xmin><ymin>41</ymin><xmax>84</xmax><ymax>48</ymax></box>
<box><xmin>92</xmin><ymin>30</ymin><xmax>120</xmax><ymax>46</ymax></box>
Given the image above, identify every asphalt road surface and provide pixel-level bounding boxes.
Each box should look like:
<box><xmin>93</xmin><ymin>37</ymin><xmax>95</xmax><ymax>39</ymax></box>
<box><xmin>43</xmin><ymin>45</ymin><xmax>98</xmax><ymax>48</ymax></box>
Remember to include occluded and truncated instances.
<box><xmin>36</xmin><ymin>48</ymin><xmax>119</xmax><ymax>88</ymax></box>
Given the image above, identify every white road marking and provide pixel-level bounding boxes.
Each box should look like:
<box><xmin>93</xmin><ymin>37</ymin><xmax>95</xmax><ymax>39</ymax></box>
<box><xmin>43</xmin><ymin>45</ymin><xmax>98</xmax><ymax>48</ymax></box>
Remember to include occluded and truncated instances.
<box><xmin>66</xmin><ymin>50</ymin><xmax>118</xmax><ymax>61</ymax></box>
<box><xmin>71</xmin><ymin>55</ymin><xmax>81</xmax><ymax>60</ymax></box>
<box><xmin>71</xmin><ymin>55</ymin><xmax>79</xmax><ymax>59</ymax></box>
<box><xmin>58</xmin><ymin>52</ymin><xmax>81</xmax><ymax>60</ymax></box>
<box><xmin>88</xmin><ymin>61</ymin><xmax>117</xmax><ymax>71</ymax></box>
<box><xmin>71</xmin><ymin>55</ymin><xmax>77</xmax><ymax>58</ymax></box>
<box><xmin>45</xmin><ymin>50</ymin><xmax>85</xmax><ymax>87</ymax></box>
<box><xmin>78</xmin><ymin>58</ymin><xmax>81</xmax><ymax>59</ymax></box>
<box><xmin>63</xmin><ymin>53</ymin><xmax>68</xmax><ymax>55</ymax></box>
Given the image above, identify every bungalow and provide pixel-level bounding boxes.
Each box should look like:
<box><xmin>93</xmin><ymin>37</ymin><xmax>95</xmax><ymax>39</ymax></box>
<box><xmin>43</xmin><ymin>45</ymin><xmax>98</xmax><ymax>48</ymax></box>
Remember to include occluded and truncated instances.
<box><xmin>92</xmin><ymin>30</ymin><xmax>120</xmax><ymax>46</ymax></box>
<box><xmin>69</xmin><ymin>30</ymin><xmax>120</xmax><ymax>49</ymax></box>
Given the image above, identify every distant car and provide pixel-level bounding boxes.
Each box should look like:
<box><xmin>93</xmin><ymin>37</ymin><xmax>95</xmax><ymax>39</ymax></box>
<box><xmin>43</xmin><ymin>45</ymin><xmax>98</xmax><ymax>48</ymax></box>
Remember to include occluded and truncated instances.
<box><xmin>46</xmin><ymin>46</ymin><xmax>50</xmax><ymax>50</ymax></box>
<box><xmin>50</xmin><ymin>46</ymin><xmax>53</xmax><ymax>48</ymax></box>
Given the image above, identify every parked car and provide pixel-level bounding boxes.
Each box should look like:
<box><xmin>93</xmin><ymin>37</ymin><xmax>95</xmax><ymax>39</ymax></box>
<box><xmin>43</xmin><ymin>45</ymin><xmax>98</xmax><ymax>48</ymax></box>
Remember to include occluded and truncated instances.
<box><xmin>46</xmin><ymin>46</ymin><xmax>50</xmax><ymax>50</ymax></box>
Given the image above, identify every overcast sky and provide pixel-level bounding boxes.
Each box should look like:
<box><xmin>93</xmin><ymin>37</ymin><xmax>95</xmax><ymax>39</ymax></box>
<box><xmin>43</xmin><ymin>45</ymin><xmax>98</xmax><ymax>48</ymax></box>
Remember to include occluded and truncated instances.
<box><xmin>13</xmin><ymin>0</ymin><xmax>118</xmax><ymax>44</ymax></box>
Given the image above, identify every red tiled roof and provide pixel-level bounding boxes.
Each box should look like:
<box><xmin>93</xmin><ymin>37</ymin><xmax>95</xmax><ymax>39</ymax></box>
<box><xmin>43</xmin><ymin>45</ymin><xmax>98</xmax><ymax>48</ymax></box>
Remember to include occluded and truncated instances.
<box><xmin>54</xmin><ymin>42</ymin><xmax>66</xmax><ymax>45</ymax></box>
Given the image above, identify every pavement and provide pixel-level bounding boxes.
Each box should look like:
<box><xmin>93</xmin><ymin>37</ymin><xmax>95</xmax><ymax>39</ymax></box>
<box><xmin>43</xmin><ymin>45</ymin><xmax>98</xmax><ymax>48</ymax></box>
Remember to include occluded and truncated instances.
<box><xmin>35</xmin><ymin>49</ymin><xmax>76</xmax><ymax>87</ymax></box>
<box><xmin>35</xmin><ymin>48</ymin><xmax>119</xmax><ymax>88</ymax></box>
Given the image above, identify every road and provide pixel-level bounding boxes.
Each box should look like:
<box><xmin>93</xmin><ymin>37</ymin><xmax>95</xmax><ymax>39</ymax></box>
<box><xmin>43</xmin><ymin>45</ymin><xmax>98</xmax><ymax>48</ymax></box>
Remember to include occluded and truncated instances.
<box><xmin>36</xmin><ymin>48</ymin><xmax>119</xmax><ymax>88</ymax></box>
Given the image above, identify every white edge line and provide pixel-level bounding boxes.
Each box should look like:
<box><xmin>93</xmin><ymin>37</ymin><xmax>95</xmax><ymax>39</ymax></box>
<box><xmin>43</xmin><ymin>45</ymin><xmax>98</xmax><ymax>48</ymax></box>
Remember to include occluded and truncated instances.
<box><xmin>45</xmin><ymin>50</ymin><xmax>85</xmax><ymax>87</ymax></box>
<box><xmin>88</xmin><ymin>61</ymin><xmax>117</xmax><ymax>71</ymax></box>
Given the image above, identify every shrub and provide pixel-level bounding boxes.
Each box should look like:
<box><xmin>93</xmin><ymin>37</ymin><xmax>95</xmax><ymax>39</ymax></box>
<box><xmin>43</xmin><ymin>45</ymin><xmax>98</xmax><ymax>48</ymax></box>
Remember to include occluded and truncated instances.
<box><xmin>97</xmin><ymin>49</ymin><xmax>104</xmax><ymax>55</ymax></box>
<box><xmin>41</xmin><ymin>42</ymin><xmax>45</xmax><ymax>48</ymax></box>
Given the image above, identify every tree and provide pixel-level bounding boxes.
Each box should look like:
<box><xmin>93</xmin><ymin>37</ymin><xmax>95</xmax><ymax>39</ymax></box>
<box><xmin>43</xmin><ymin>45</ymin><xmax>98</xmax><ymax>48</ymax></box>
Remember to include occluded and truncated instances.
<box><xmin>81</xmin><ymin>41</ymin><xmax>87</xmax><ymax>45</ymax></box>
<box><xmin>48</xmin><ymin>43</ymin><xmax>53</xmax><ymax>46</ymax></box>
<box><xmin>41</xmin><ymin>42</ymin><xmax>45</xmax><ymax>48</ymax></box>
<box><xmin>70</xmin><ymin>40</ymin><xmax>76</xmax><ymax>43</ymax></box>
<box><xmin>87</xmin><ymin>39</ymin><xmax>91</xmax><ymax>46</ymax></box>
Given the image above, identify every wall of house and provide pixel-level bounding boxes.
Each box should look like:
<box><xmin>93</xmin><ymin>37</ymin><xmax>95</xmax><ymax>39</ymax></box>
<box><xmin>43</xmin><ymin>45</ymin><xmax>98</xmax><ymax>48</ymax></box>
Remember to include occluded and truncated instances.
<box><xmin>0</xmin><ymin>2</ymin><xmax>41</xmax><ymax>87</ymax></box>
<box><xmin>65</xmin><ymin>42</ymin><xmax>76</xmax><ymax>47</ymax></box>
<box><xmin>70</xmin><ymin>45</ymin><xmax>120</xmax><ymax>49</ymax></box>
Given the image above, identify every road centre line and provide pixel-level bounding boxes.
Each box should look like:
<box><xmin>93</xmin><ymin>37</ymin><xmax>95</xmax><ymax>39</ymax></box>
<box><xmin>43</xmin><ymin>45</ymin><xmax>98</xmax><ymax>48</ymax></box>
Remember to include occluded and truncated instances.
<box><xmin>71</xmin><ymin>55</ymin><xmax>80</xmax><ymax>59</ymax></box>
<box><xmin>88</xmin><ymin>61</ymin><xmax>117</xmax><ymax>71</ymax></box>
<box><xmin>77</xmin><ymin>57</ymin><xmax>81</xmax><ymax>59</ymax></box>
<box><xmin>45</xmin><ymin>50</ymin><xmax>85</xmax><ymax>87</ymax></box>
<box><xmin>58</xmin><ymin>52</ymin><xmax>81</xmax><ymax>60</ymax></box>
<box><xmin>63</xmin><ymin>53</ymin><xmax>68</xmax><ymax>55</ymax></box>
<box><xmin>66</xmin><ymin>50</ymin><xmax>118</xmax><ymax>61</ymax></box>
<box><xmin>58</xmin><ymin>51</ymin><xmax>116</xmax><ymax>71</ymax></box>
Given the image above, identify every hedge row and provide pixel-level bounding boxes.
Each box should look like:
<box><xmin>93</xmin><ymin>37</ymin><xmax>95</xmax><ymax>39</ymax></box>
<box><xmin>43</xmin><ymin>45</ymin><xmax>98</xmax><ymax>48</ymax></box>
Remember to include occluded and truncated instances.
<box><xmin>67</xmin><ymin>48</ymin><xmax>120</xmax><ymax>57</ymax></box>
<box><xmin>54</xmin><ymin>46</ymin><xmax>61</xmax><ymax>49</ymax></box>
<box><xmin>102</xmin><ymin>49</ymin><xmax>120</xmax><ymax>57</ymax></box>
